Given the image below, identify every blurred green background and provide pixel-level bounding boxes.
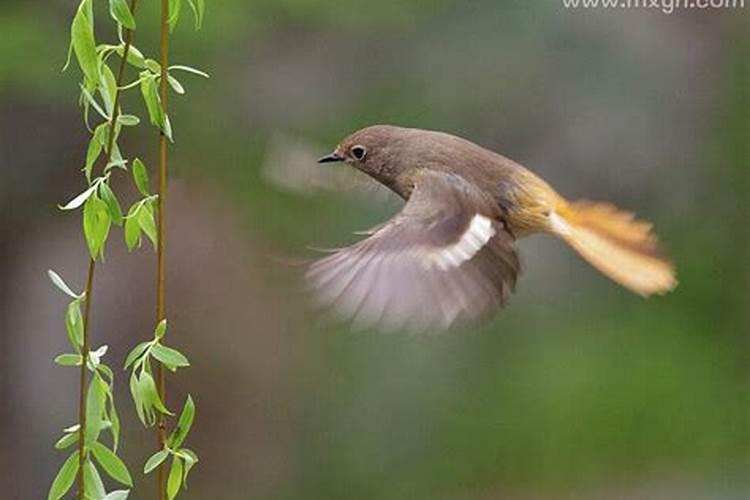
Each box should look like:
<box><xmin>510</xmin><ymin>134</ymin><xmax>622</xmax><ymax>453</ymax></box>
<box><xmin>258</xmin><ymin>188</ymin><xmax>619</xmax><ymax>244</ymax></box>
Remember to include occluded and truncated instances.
<box><xmin>1</xmin><ymin>1</ymin><xmax>748</xmax><ymax>499</ymax></box>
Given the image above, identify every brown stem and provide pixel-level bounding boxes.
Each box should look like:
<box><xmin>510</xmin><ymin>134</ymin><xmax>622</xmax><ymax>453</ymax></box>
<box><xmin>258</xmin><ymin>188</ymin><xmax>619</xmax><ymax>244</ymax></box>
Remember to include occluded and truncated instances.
<box><xmin>156</xmin><ymin>0</ymin><xmax>170</xmax><ymax>498</ymax></box>
<box><xmin>75</xmin><ymin>1</ymin><xmax>139</xmax><ymax>498</ymax></box>
<box><xmin>76</xmin><ymin>258</ymin><xmax>95</xmax><ymax>500</ymax></box>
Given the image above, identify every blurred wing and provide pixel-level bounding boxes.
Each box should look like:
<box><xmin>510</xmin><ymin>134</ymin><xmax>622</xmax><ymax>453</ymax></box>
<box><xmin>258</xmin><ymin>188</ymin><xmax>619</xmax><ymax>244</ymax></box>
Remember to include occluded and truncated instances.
<box><xmin>306</xmin><ymin>170</ymin><xmax>520</xmax><ymax>333</ymax></box>
<box><xmin>262</xmin><ymin>132</ymin><xmax>398</xmax><ymax>204</ymax></box>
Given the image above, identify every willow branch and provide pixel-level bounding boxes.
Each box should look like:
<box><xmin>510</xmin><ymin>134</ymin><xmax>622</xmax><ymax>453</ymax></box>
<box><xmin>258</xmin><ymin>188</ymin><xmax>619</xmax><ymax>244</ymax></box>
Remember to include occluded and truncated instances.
<box><xmin>75</xmin><ymin>1</ymin><xmax>139</xmax><ymax>497</ymax></box>
<box><xmin>155</xmin><ymin>0</ymin><xmax>170</xmax><ymax>498</ymax></box>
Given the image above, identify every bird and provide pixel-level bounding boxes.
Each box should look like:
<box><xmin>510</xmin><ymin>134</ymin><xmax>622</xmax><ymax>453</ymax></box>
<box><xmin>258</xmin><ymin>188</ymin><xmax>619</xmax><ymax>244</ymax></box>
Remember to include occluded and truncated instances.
<box><xmin>306</xmin><ymin>125</ymin><xmax>677</xmax><ymax>333</ymax></box>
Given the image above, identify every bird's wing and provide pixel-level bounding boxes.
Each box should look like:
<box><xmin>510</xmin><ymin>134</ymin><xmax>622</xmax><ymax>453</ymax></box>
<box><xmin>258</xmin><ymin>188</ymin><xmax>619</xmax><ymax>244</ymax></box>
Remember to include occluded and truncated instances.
<box><xmin>306</xmin><ymin>170</ymin><xmax>520</xmax><ymax>333</ymax></box>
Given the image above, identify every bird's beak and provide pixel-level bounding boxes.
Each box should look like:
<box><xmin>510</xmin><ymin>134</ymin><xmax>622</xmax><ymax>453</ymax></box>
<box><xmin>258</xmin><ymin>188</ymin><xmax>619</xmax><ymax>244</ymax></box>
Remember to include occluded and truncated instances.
<box><xmin>317</xmin><ymin>151</ymin><xmax>344</xmax><ymax>164</ymax></box>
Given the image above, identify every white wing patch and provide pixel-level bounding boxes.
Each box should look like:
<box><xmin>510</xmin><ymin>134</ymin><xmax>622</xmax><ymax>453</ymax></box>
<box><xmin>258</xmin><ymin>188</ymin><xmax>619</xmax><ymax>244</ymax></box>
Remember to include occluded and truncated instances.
<box><xmin>421</xmin><ymin>214</ymin><xmax>496</xmax><ymax>271</ymax></box>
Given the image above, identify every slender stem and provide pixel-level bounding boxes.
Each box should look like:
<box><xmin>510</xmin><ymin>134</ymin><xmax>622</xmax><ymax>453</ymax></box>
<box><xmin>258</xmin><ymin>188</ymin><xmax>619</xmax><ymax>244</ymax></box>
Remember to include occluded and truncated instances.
<box><xmin>76</xmin><ymin>258</ymin><xmax>96</xmax><ymax>500</ymax></box>
<box><xmin>156</xmin><ymin>0</ymin><xmax>170</xmax><ymax>498</ymax></box>
<box><xmin>75</xmin><ymin>2</ymin><xmax>139</xmax><ymax>497</ymax></box>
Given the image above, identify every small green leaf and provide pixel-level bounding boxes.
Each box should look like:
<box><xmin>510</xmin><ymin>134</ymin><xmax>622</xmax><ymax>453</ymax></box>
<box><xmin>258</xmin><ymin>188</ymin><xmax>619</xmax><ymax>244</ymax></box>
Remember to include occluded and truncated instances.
<box><xmin>132</xmin><ymin>158</ymin><xmax>150</xmax><ymax>195</ymax></box>
<box><xmin>54</xmin><ymin>432</ymin><xmax>79</xmax><ymax>450</ymax></box>
<box><xmin>124</xmin><ymin>341</ymin><xmax>151</xmax><ymax>369</ymax></box>
<box><xmin>92</xmin><ymin>442</ymin><xmax>133</xmax><ymax>486</ymax></box>
<box><xmin>152</xmin><ymin>344</ymin><xmax>190</xmax><ymax>371</ymax></box>
<box><xmin>59</xmin><ymin>184</ymin><xmax>97</xmax><ymax>210</ymax></box>
<box><xmin>83</xmin><ymin>459</ymin><xmax>107</xmax><ymax>500</ymax></box>
<box><xmin>117</xmin><ymin>44</ymin><xmax>146</xmax><ymax>68</ymax></box>
<box><xmin>109</xmin><ymin>0</ymin><xmax>136</xmax><ymax>30</ymax></box>
<box><xmin>83</xmin><ymin>195</ymin><xmax>112</xmax><ymax>259</ymax></box>
<box><xmin>138</xmin><ymin>204</ymin><xmax>158</xmax><ymax>249</ymax></box>
<box><xmin>124</xmin><ymin>204</ymin><xmax>142</xmax><ymax>251</ymax></box>
<box><xmin>155</xmin><ymin>319</ymin><xmax>167</xmax><ymax>340</ymax></box>
<box><xmin>108</xmin><ymin>392</ymin><xmax>121</xmax><ymax>451</ymax></box>
<box><xmin>143</xmin><ymin>449</ymin><xmax>169</xmax><ymax>474</ymax></box>
<box><xmin>168</xmin><ymin>0</ymin><xmax>182</xmax><ymax>31</ymax></box>
<box><xmin>140</xmin><ymin>370</ymin><xmax>171</xmax><ymax>415</ymax></box>
<box><xmin>117</xmin><ymin>114</ymin><xmax>140</xmax><ymax>126</ymax></box>
<box><xmin>168</xmin><ymin>395</ymin><xmax>195</xmax><ymax>448</ymax></box>
<box><xmin>179</xmin><ymin>448</ymin><xmax>199</xmax><ymax>485</ymax></box>
<box><xmin>102</xmin><ymin>491</ymin><xmax>130</xmax><ymax>500</ymax></box>
<box><xmin>54</xmin><ymin>353</ymin><xmax>83</xmax><ymax>366</ymax></box>
<box><xmin>186</xmin><ymin>0</ymin><xmax>205</xmax><ymax>29</ymax></box>
<box><xmin>48</xmin><ymin>270</ymin><xmax>79</xmax><ymax>298</ymax></box>
<box><xmin>85</xmin><ymin>376</ymin><xmax>106</xmax><ymax>448</ymax></box>
<box><xmin>168</xmin><ymin>65</ymin><xmax>209</xmax><ymax>78</ymax></box>
<box><xmin>129</xmin><ymin>372</ymin><xmax>146</xmax><ymax>425</ymax></box>
<box><xmin>65</xmin><ymin>300</ymin><xmax>84</xmax><ymax>352</ymax></box>
<box><xmin>47</xmin><ymin>451</ymin><xmax>80</xmax><ymax>500</ymax></box>
<box><xmin>167</xmin><ymin>74</ymin><xmax>185</xmax><ymax>94</ymax></box>
<box><xmin>167</xmin><ymin>457</ymin><xmax>183</xmax><ymax>500</ymax></box>
<box><xmin>85</xmin><ymin>124</ymin><xmax>107</xmax><ymax>181</ymax></box>
<box><xmin>99</xmin><ymin>182</ymin><xmax>123</xmax><ymax>226</ymax></box>
<box><xmin>71</xmin><ymin>0</ymin><xmax>99</xmax><ymax>86</ymax></box>
<box><xmin>100</xmin><ymin>63</ymin><xmax>118</xmax><ymax>116</ymax></box>
<box><xmin>140</xmin><ymin>75</ymin><xmax>166</xmax><ymax>133</ymax></box>
<box><xmin>80</xmin><ymin>84</ymin><xmax>109</xmax><ymax>120</ymax></box>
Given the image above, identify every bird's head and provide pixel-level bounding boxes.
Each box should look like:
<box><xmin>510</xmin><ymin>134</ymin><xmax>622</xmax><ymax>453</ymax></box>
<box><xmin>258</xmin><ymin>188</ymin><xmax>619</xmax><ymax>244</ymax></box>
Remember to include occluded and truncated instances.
<box><xmin>318</xmin><ymin>125</ymin><xmax>409</xmax><ymax>183</ymax></box>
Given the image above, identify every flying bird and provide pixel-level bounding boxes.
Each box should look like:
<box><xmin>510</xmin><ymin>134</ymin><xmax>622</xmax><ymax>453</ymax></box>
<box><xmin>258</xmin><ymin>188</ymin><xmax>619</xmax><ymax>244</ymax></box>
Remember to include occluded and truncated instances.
<box><xmin>306</xmin><ymin>125</ymin><xmax>676</xmax><ymax>332</ymax></box>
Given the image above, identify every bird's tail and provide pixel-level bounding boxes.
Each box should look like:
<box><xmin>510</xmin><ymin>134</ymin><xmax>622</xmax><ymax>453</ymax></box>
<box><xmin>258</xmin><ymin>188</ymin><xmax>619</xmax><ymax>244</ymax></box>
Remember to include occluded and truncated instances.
<box><xmin>549</xmin><ymin>200</ymin><xmax>677</xmax><ymax>296</ymax></box>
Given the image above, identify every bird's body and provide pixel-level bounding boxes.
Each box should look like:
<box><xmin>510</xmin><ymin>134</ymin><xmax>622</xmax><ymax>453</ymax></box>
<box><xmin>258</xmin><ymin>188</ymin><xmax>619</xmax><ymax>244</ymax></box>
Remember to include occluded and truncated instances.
<box><xmin>308</xmin><ymin>125</ymin><xmax>676</xmax><ymax>332</ymax></box>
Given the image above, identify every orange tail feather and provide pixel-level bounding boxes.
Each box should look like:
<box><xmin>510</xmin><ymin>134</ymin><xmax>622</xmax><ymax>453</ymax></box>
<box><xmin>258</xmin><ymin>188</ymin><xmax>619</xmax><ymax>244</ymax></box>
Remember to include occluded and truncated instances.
<box><xmin>550</xmin><ymin>201</ymin><xmax>677</xmax><ymax>296</ymax></box>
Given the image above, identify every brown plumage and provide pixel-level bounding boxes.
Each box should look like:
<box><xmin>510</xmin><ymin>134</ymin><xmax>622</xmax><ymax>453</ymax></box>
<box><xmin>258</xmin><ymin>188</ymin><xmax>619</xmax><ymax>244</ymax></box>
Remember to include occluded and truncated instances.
<box><xmin>308</xmin><ymin>125</ymin><xmax>677</xmax><ymax>332</ymax></box>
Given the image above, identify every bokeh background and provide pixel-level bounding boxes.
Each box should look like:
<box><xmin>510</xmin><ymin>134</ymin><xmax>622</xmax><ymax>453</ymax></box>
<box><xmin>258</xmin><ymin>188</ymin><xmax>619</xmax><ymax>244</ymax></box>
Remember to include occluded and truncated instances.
<box><xmin>1</xmin><ymin>1</ymin><xmax>748</xmax><ymax>499</ymax></box>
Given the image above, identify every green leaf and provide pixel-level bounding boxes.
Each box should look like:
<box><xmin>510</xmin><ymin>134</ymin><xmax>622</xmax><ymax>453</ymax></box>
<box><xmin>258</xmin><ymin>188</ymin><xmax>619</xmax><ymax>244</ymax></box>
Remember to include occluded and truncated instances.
<box><xmin>129</xmin><ymin>372</ymin><xmax>146</xmax><ymax>425</ymax></box>
<box><xmin>168</xmin><ymin>0</ymin><xmax>182</xmax><ymax>31</ymax></box>
<box><xmin>117</xmin><ymin>114</ymin><xmax>140</xmax><ymax>126</ymax></box>
<box><xmin>102</xmin><ymin>491</ymin><xmax>130</xmax><ymax>500</ymax></box>
<box><xmin>186</xmin><ymin>0</ymin><xmax>205</xmax><ymax>29</ymax></box>
<box><xmin>71</xmin><ymin>0</ymin><xmax>99</xmax><ymax>86</ymax></box>
<box><xmin>138</xmin><ymin>204</ymin><xmax>158</xmax><ymax>249</ymax></box>
<box><xmin>124</xmin><ymin>204</ymin><xmax>142</xmax><ymax>251</ymax></box>
<box><xmin>85</xmin><ymin>376</ymin><xmax>106</xmax><ymax>448</ymax></box>
<box><xmin>65</xmin><ymin>300</ymin><xmax>84</xmax><ymax>352</ymax></box>
<box><xmin>83</xmin><ymin>459</ymin><xmax>107</xmax><ymax>500</ymax></box>
<box><xmin>54</xmin><ymin>353</ymin><xmax>83</xmax><ymax>366</ymax></box>
<box><xmin>81</xmin><ymin>84</ymin><xmax>109</xmax><ymax>120</ymax></box>
<box><xmin>152</xmin><ymin>344</ymin><xmax>190</xmax><ymax>371</ymax></box>
<box><xmin>117</xmin><ymin>44</ymin><xmax>146</xmax><ymax>68</ymax></box>
<box><xmin>167</xmin><ymin>74</ymin><xmax>185</xmax><ymax>94</ymax></box>
<box><xmin>139</xmin><ymin>370</ymin><xmax>171</xmax><ymax>415</ymax></box>
<box><xmin>108</xmin><ymin>392</ymin><xmax>121</xmax><ymax>451</ymax></box>
<box><xmin>100</xmin><ymin>63</ymin><xmax>118</xmax><ymax>116</ymax></box>
<box><xmin>154</xmin><ymin>319</ymin><xmax>167</xmax><ymax>340</ymax></box>
<box><xmin>109</xmin><ymin>0</ymin><xmax>136</xmax><ymax>30</ymax></box>
<box><xmin>132</xmin><ymin>158</ymin><xmax>150</xmax><ymax>195</ymax></box>
<box><xmin>92</xmin><ymin>442</ymin><xmax>133</xmax><ymax>487</ymax></box>
<box><xmin>85</xmin><ymin>124</ymin><xmax>107</xmax><ymax>181</ymax></box>
<box><xmin>59</xmin><ymin>184</ymin><xmax>97</xmax><ymax>210</ymax></box>
<box><xmin>140</xmin><ymin>75</ymin><xmax>168</xmax><ymax>135</ymax></box>
<box><xmin>168</xmin><ymin>395</ymin><xmax>195</xmax><ymax>448</ymax></box>
<box><xmin>99</xmin><ymin>182</ymin><xmax>123</xmax><ymax>226</ymax></box>
<box><xmin>48</xmin><ymin>269</ymin><xmax>79</xmax><ymax>298</ymax></box>
<box><xmin>54</xmin><ymin>431</ymin><xmax>79</xmax><ymax>450</ymax></box>
<box><xmin>83</xmin><ymin>195</ymin><xmax>112</xmax><ymax>259</ymax></box>
<box><xmin>47</xmin><ymin>451</ymin><xmax>79</xmax><ymax>500</ymax></box>
<box><xmin>168</xmin><ymin>65</ymin><xmax>209</xmax><ymax>78</ymax></box>
<box><xmin>124</xmin><ymin>341</ymin><xmax>151</xmax><ymax>369</ymax></box>
<box><xmin>167</xmin><ymin>457</ymin><xmax>183</xmax><ymax>500</ymax></box>
<box><xmin>178</xmin><ymin>449</ymin><xmax>199</xmax><ymax>485</ymax></box>
<box><xmin>143</xmin><ymin>449</ymin><xmax>169</xmax><ymax>474</ymax></box>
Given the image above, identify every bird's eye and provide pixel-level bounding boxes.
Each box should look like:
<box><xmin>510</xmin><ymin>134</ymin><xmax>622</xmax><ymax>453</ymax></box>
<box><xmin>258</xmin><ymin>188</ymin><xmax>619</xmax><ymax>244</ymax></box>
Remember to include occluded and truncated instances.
<box><xmin>350</xmin><ymin>145</ymin><xmax>367</xmax><ymax>161</ymax></box>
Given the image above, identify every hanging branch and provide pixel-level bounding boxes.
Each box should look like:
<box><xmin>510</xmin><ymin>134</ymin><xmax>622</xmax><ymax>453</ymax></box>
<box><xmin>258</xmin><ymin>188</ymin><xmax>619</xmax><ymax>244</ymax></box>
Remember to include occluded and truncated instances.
<box><xmin>155</xmin><ymin>0</ymin><xmax>171</xmax><ymax>496</ymax></box>
<box><xmin>121</xmin><ymin>1</ymin><xmax>206</xmax><ymax>499</ymax></box>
